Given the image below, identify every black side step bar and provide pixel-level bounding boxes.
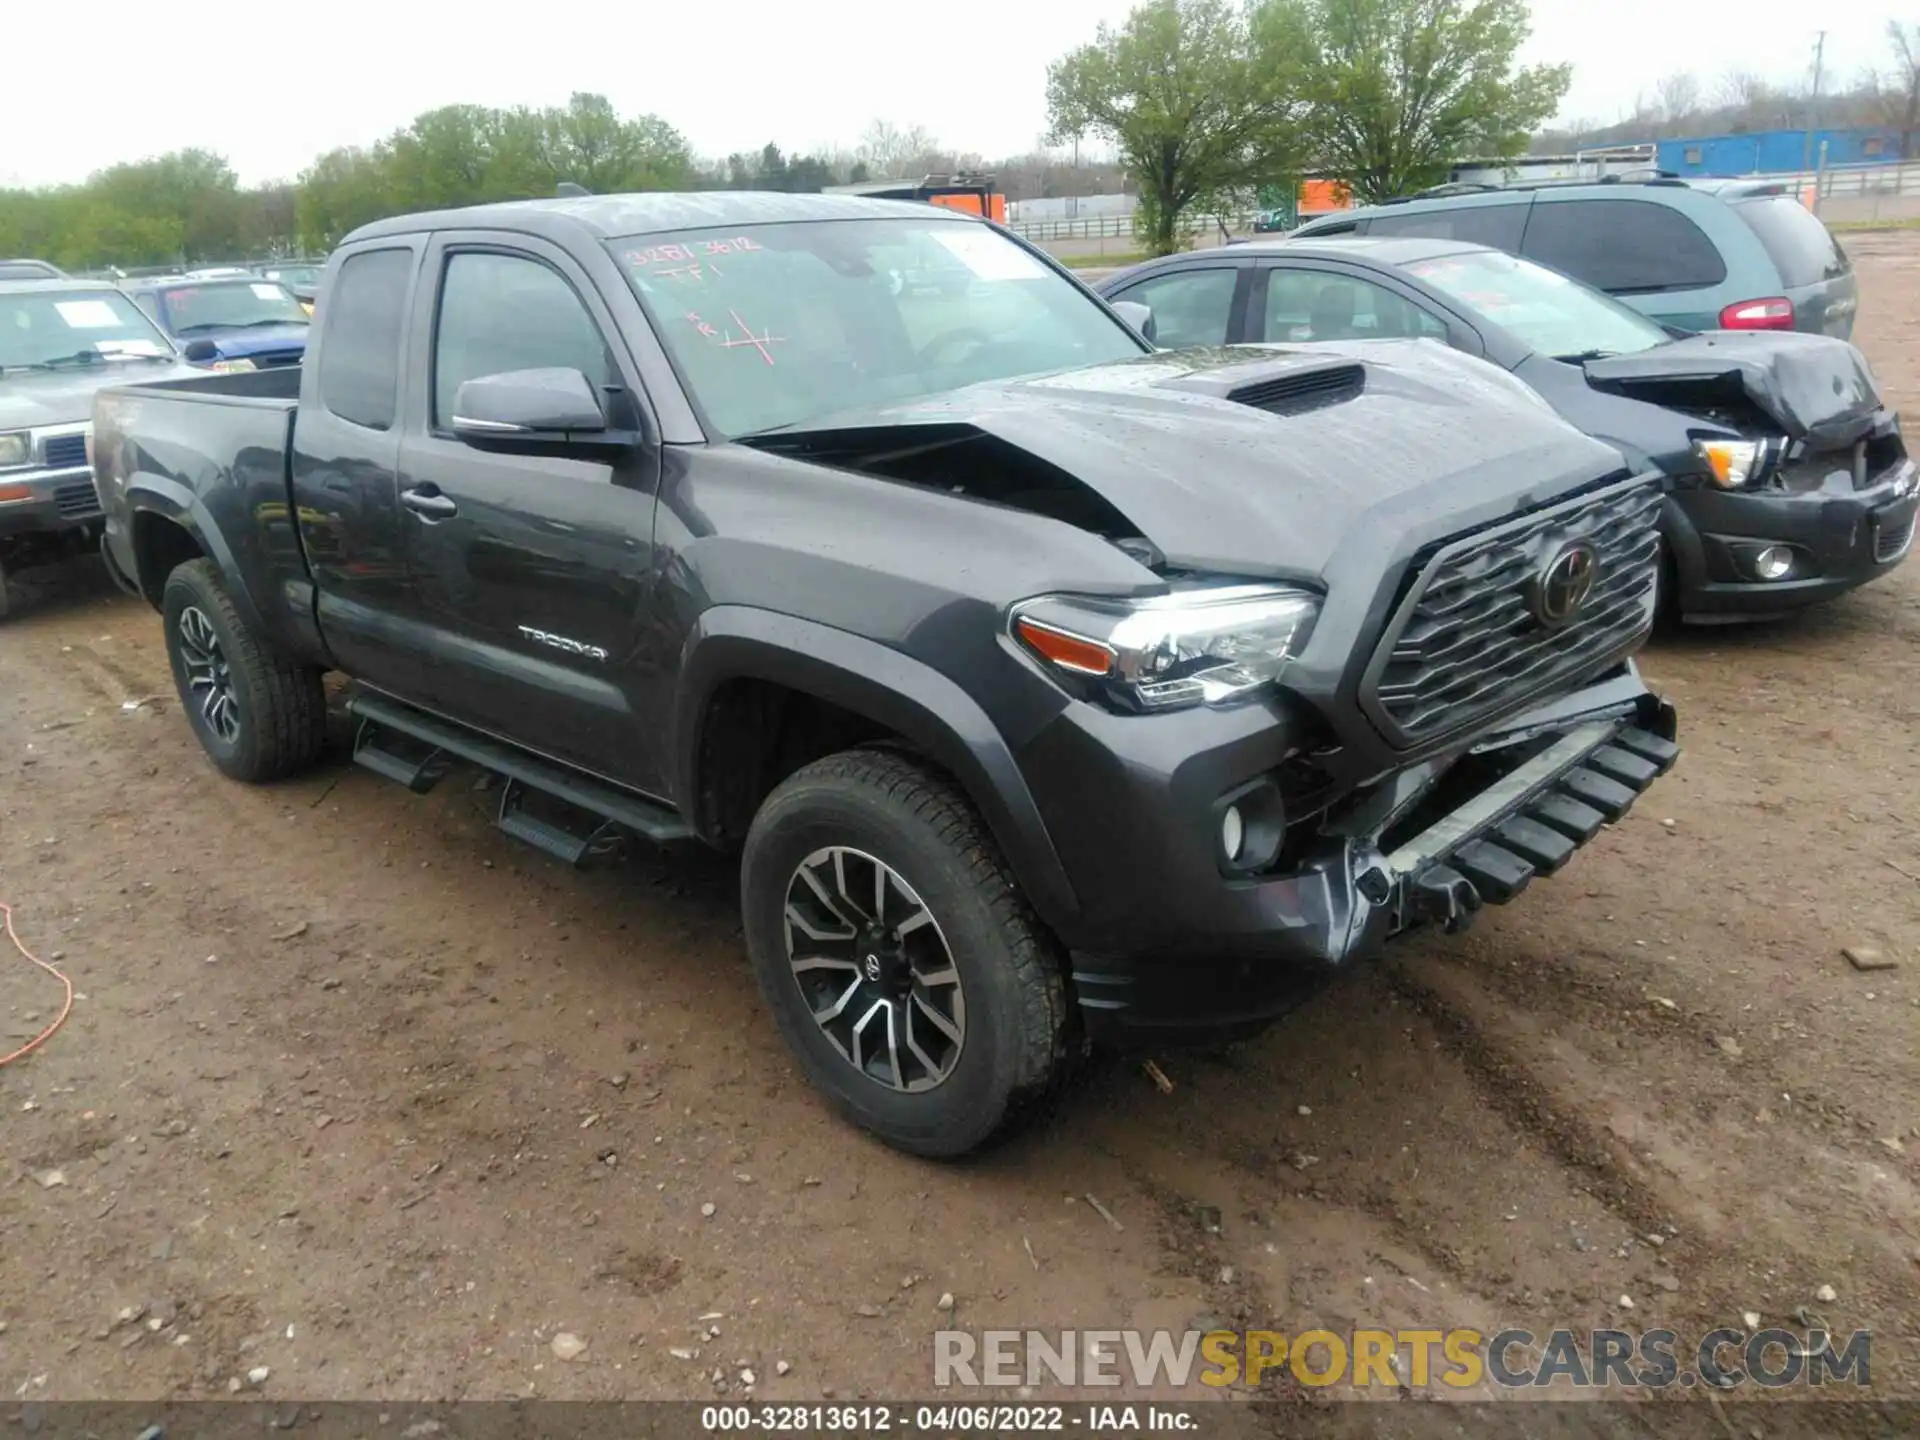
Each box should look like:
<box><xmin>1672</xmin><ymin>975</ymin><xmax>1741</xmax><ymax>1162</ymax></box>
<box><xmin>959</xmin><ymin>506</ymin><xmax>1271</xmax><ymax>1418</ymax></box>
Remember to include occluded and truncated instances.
<box><xmin>347</xmin><ymin>691</ymin><xmax>695</xmax><ymax>867</ymax></box>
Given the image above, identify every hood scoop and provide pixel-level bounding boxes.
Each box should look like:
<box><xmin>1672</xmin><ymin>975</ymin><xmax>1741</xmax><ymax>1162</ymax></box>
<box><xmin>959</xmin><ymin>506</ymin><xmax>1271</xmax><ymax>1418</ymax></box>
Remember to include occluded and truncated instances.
<box><xmin>1227</xmin><ymin>363</ymin><xmax>1365</xmax><ymax>416</ymax></box>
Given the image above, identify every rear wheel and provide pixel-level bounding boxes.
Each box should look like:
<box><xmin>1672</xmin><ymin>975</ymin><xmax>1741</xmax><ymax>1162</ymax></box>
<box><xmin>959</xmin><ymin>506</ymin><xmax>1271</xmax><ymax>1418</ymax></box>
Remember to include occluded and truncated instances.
<box><xmin>741</xmin><ymin>748</ymin><xmax>1070</xmax><ymax>1157</ymax></box>
<box><xmin>162</xmin><ymin>558</ymin><xmax>327</xmax><ymax>782</ymax></box>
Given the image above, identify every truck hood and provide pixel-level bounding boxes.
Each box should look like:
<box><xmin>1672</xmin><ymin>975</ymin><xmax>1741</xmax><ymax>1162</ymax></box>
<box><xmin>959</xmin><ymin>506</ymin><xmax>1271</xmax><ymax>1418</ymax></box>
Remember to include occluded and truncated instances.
<box><xmin>1582</xmin><ymin>331</ymin><xmax>1883</xmax><ymax>449</ymax></box>
<box><xmin>190</xmin><ymin>324</ymin><xmax>310</xmax><ymax>360</ymax></box>
<box><xmin>0</xmin><ymin>360</ymin><xmax>202</xmax><ymax>429</ymax></box>
<box><xmin>748</xmin><ymin>342</ymin><xmax>1627</xmax><ymax>581</ymax></box>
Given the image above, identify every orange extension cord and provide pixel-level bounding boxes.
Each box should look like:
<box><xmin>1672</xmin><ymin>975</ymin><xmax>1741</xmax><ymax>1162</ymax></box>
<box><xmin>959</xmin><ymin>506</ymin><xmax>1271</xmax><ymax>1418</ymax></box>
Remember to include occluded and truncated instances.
<box><xmin>0</xmin><ymin>900</ymin><xmax>73</xmax><ymax>1068</ymax></box>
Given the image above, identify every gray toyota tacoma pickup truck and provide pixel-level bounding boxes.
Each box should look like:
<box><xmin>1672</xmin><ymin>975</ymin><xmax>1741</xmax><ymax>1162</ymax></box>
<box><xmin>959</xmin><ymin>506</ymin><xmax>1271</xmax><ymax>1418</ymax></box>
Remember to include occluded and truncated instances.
<box><xmin>94</xmin><ymin>193</ymin><xmax>1678</xmax><ymax>1155</ymax></box>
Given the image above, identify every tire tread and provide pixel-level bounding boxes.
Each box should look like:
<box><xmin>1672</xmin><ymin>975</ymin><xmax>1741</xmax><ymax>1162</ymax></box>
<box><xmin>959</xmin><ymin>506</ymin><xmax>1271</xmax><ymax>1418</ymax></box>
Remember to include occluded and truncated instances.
<box><xmin>165</xmin><ymin>558</ymin><xmax>326</xmax><ymax>782</ymax></box>
<box><xmin>747</xmin><ymin>745</ymin><xmax>1074</xmax><ymax>1154</ymax></box>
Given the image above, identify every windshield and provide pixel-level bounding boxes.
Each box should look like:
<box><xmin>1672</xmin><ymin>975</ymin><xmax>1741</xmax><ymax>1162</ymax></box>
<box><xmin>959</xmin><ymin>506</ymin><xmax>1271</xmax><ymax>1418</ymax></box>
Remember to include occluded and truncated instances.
<box><xmin>0</xmin><ymin>289</ymin><xmax>174</xmax><ymax>371</ymax></box>
<box><xmin>1405</xmin><ymin>248</ymin><xmax>1670</xmax><ymax>361</ymax></box>
<box><xmin>612</xmin><ymin>218</ymin><xmax>1143</xmax><ymax>437</ymax></box>
<box><xmin>159</xmin><ymin>280</ymin><xmax>310</xmax><ymax>335</ymax></box>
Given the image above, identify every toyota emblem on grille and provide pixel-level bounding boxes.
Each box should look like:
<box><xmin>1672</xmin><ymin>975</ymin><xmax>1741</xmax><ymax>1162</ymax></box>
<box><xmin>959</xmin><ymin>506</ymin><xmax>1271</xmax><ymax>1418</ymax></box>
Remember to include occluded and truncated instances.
<box><xmin>1530</xmin><ymin>540</ymin><xmax>1600</xmax><ymax>628</ymax></box>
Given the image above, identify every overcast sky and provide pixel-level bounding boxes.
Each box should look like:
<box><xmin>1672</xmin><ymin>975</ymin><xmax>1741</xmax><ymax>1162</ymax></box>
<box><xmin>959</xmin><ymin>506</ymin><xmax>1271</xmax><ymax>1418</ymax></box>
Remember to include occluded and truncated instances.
<box><xmin>0</xmin><ymin>0</ymin><xmax>1899</xmax><ymax>189</ymax></box>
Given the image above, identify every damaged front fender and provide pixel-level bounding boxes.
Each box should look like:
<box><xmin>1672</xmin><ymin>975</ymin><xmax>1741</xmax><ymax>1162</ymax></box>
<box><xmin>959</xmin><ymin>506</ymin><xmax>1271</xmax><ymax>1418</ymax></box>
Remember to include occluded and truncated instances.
<box><xmin>1584</xmin><ymin>331</ymin><xmax>1884</xmax><ymax>449</ymax></box>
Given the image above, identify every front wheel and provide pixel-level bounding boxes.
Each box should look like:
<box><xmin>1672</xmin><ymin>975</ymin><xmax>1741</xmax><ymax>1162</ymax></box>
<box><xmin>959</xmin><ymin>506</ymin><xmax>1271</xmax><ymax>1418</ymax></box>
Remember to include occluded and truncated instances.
<box><xmin>741</xmin><ymin>748</ymin><xmax>1071</xmax><ymax>1157</ymax></box>
<box><xmin>162</xmin><ymin>558</ymin><xmax>328</xmax><ymax>783</ymax></box>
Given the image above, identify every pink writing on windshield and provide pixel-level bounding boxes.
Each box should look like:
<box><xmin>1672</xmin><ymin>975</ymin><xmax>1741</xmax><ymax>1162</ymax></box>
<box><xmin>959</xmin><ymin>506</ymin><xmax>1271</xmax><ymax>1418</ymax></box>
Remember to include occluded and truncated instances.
<box><xmin>628</xmin><ymin>236</ymin><xmax>764</xmax><ymax>269</ymax></box>
<box><xmin>683</xmin><ymin>307</ymin><xmax>783</xmax><ymax>364</ymax></box>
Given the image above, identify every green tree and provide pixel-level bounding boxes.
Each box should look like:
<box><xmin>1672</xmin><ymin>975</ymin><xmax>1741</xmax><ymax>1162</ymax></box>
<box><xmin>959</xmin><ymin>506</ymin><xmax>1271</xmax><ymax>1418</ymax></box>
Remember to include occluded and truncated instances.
<box><xmin>1046</xmin><ymin>0</ymin><xmax>1312</xmax><ymax>256</ymax></box>
<box><xmin>1300</xmin><ymin>0</ymin><xmax>1569</xmax><ymax>202</ymax></box>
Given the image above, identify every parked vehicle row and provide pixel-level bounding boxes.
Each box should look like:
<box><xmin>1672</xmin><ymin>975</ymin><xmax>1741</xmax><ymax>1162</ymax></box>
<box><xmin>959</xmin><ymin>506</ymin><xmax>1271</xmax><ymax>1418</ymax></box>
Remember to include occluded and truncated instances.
<box><xmin>1290</xmin><ymin>175</ymin><xmax>1858</xmax><ymax>339</ymax></box>
<box><xmin>1099</xmin><ymin>191</ymin><xmax>1913</xmax><ymax>623</ymax></box>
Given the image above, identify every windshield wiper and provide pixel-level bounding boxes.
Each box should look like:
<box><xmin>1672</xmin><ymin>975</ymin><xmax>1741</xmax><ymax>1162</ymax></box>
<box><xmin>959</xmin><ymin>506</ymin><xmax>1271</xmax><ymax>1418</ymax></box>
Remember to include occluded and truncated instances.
<box><xmin>233</xmin><ymin>318</ymin><xmax>303</xmax><ymax>328</ymax></box>
<box><xmin>1552</xmin><ymin>349</ymin><xmax>1618</xmax><ymax>364</ymax></box>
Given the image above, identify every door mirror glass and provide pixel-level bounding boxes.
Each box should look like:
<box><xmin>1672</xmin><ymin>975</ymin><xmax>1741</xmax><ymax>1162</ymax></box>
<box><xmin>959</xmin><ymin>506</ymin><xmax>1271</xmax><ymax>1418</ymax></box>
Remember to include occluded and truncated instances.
<box><xmin>450</xmin><ymin>367</ymin><xmax>606</xmax><ymax>449</ymax></box>
<box><xmin>1110</xmin><ymin>300</ymin><xmax>1157</xmax><ymax>344</ymax></box>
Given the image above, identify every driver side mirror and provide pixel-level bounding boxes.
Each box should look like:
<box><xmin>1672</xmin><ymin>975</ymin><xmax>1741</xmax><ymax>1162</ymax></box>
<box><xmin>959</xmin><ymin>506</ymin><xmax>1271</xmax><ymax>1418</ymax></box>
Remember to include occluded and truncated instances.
<box><xmin>1111</xmin><ymin>300</ymin><xmax>1157</xmax><ymax>346</ymax></box>
<box><xmin>450</xmin><ymin>368</ymin><xmax>634</xmax><ymax>458</ymax></box>
<box><xmin>182</xmin><ymin>339</ymin><xmax>219</xmax><ymax>363</ymax></box>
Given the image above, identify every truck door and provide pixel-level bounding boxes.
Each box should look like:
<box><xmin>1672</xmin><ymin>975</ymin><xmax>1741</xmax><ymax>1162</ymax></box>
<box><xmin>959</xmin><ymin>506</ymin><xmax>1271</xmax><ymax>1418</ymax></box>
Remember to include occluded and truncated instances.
<box><xmin>288</xmin><ymin>241</ymin><xmax>435</xmax><ymax>708</ymax></box>
<box><xmin>392</xmin><ymin>234</ymin><xmax>667</xmax><ymax>795</ymax></box>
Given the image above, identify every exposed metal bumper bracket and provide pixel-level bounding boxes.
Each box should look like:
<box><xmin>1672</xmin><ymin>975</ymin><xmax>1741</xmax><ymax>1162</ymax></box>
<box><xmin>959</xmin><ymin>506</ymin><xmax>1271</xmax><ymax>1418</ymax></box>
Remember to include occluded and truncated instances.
<box><xmin>1387</xmin><ymin>720</ymin><xmax>1679</xmax><ymax>934</ymax></box>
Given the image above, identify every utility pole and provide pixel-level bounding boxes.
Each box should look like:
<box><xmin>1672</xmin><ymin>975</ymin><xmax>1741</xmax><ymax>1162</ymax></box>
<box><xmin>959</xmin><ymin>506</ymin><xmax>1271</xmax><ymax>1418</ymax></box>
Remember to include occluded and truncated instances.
<box><xmin>1803</xmin><ymin>30</ymin><xmax>1827</xmax><ymax>173</ymax></box>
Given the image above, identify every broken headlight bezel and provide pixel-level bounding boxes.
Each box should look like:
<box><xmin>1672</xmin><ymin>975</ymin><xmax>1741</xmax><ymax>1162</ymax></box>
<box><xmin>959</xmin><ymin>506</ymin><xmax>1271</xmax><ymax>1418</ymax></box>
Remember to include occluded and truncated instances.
<box><xmin>1010</xmin><ymin>583</ymin><xmax>1320</xmax><ymax>713</ymax></box>
<box><xmin>1693</xmin><ymin>435</ymin><xmax>1783</xmax><ymax>490</ymax></box>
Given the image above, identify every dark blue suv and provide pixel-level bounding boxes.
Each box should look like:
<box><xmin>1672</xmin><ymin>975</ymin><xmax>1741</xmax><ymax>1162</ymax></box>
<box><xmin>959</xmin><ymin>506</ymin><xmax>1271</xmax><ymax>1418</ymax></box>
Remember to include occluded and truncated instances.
<box><xmin>1291</xmin><ymin>178</ymin><xmax>1857</xmax><ymax>340</ymax></box>
<box><xmin>121</xmin><ymin>276</ymin><xmax>310</xmax><ymax>371</ymax></box>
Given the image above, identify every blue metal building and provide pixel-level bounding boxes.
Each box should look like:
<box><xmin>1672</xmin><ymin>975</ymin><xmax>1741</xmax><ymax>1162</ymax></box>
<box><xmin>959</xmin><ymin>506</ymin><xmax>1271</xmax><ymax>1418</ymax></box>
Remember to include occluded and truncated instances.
<box><xmin>1650</xmin><ymin>127</ymin><xmax>1905</xmax><ymax>176</ymax></box>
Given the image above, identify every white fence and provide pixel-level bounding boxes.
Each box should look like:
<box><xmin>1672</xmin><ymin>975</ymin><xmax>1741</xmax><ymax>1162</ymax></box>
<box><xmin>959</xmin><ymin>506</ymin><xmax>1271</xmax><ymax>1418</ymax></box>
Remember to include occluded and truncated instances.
<box><xmin>1006</xmin><ymin>159</ymin><xmax>1920</xmax><ymax>244</ymax></box>
<box><xmin>1006</xmin><ymin>210</ymin><xmax>1257</xmax><ymax>243</ymax></box>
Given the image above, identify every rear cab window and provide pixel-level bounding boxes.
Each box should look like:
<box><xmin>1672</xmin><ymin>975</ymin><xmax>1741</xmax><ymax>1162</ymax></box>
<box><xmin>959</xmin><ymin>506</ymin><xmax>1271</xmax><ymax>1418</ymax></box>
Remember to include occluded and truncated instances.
<box><xmin>1732</xmin><ymin>197</ymin><xmax>1851</xmax><ymax>286</ymax></box>
<box><xmin>1521</xmin><ymin>198</ymin><xmax>1727</xmax><ymax>294</ymax></box>
<box><xmin>318</xmin><ymin>249</ymin><xmax>414</xmax><ymax>431</ymax></box>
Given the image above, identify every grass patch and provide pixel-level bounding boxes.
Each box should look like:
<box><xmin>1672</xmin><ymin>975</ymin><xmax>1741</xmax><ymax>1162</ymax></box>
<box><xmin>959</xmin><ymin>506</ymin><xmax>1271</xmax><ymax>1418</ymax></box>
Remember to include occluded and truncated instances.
<box><xmin>1828</xmin><ymin>216</ymin><xmax>1920</xmax><ymax>233</ymax></box>
<box><xmin>1057</xmin><ymin>250</ymin><xmax>1152</xmax><ymax>269</ymax></box>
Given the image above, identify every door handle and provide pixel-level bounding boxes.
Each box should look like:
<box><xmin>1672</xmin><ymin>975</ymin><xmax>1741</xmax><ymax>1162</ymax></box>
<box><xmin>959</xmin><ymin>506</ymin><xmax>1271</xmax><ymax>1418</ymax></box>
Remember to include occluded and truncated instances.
<box><xmin>401</xmin><ymin>485</ymin><xmax>458</xmax><ymax>520</ymax></box>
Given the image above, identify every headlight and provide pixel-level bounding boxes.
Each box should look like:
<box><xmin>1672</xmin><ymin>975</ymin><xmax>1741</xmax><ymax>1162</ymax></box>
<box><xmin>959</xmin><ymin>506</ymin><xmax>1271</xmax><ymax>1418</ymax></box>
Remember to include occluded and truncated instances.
<box><xmin>211</xmin><ymin>358</ymin><xmax>257</xmax><ymax>374</ymax></box>
<box><xmin>0</xmin><ymin>431</ymin><xmax>30</xmax><ymax>468</ymax></box>
<box><xmin>1694</xmin><ymin>437</ymin><xmax>1778</xmax><ymax>489</ymax></box>
<box><xmin>1012</xmin><ymin>584</ymin><xmax>1319</xmax><ymax>712</ymax></box>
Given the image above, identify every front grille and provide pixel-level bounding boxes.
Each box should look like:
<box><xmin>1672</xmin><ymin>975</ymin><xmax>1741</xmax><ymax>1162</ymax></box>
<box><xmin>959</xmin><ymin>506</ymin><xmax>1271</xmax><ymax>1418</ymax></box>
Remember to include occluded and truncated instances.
<box><xmin>1362</xmin><ymin>477</ymin><xmax>1664</xmax><ymax>747</ymax></box>
<box><xmin>54</xmin><ymin>479</ymin><xmax>102</xmax><ymax>519</ymax></box>
<box><xmin>41</xmin><ymin>433</ymin><xmax>87</xmax><ymax>469</ymax></box>
<box><xmin>1230</xmin><ymin>364</ymin><xmax>1363</xmax><ymax>416</ymax></box>
<box><xmin>1877</xmin><ymin>512</ymin><xmax>1915</xmax><ymax>563</ymax></box>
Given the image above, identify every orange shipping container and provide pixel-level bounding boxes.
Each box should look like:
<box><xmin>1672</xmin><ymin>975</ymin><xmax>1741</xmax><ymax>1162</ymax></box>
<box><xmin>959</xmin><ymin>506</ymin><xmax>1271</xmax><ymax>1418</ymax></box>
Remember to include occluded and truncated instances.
<box><xmin>1299</xmin><ymin>179</ymin><xmax>1351</xmax><ymax>214</ymax></box>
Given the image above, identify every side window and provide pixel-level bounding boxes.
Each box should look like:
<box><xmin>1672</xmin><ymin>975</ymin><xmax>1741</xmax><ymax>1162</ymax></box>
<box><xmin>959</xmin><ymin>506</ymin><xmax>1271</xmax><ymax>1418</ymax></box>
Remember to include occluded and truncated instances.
<box><xmin>1365</xmin><ymin>203</ymin><xmax>1526</xmax><ymax>253</ymax></box>
<box><xmin>433</xmin><ymin>251</ymin><xmax>609</xmax><ymax>427</ymax></box>
<box><xmin>131</xmin><ymin>293</ymin><xmax>162</xmax><ymax>324</ymax></box>
<box><xmin>1261</xmin><ymin>270</ymin><xmax>1448</xmax><ymax>343</ymax></box>
<box><xmin>318</xmin><ymin>249</ymin><xmax>413</xmax><ymax>431</ymax></box>
<box><xmin>1521</xmin><ymin>199</ymin><xmax>1727</xmax><ymax>293</ymax></box>
<box><xmin>1110</xmin><ymin>268</ymin><xmax>1237</xmax><ymax>348</ymax></box>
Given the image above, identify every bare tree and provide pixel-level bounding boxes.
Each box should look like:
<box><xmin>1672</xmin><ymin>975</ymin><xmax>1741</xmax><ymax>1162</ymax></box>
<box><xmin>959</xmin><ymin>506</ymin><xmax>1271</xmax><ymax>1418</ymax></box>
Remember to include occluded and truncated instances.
<box><xmin>1714</xmin><ymin>68</ymin><xmax>1769</xmax><ymax>113</ymax></box>
<box><xmin>857</xmin><ymin>120</ymin><xmax>940</xmax><ymax>178</ymax></box>
<box><xmin>1655</xmin><ymin>71</ymin><xmax>1703</xmax><ymax>124</ymax></box>
<box><xmin>1887</xmin><ymin>21</ymin><xmax>1920</xmax><ymax>158</ymax></box>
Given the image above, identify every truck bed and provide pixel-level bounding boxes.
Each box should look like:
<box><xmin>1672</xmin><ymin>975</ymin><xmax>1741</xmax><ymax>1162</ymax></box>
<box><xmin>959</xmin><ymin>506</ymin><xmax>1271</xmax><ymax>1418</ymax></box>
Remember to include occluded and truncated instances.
<box><xmin>106</xmin><ymin>364</ymin><xmax>302</xmax><ymax>404</ymax></box>
<box><xmin>92</xmin><ymin>362</ymin><xmax>315</xmax><ymax>659</ymax></box>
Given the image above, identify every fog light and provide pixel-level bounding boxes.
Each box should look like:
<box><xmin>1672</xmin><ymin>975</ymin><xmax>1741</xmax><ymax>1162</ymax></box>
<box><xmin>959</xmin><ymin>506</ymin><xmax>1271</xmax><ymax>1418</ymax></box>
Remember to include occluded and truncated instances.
<box><xmin>1221</xmin><ymin>805</ymin><xmax>1245</xmax><ymax>862</ymax></box>
<box><xmin>1754</xmin><ymin>545</ymin><xmax>1794</xmax><ymax>581</ymax></box>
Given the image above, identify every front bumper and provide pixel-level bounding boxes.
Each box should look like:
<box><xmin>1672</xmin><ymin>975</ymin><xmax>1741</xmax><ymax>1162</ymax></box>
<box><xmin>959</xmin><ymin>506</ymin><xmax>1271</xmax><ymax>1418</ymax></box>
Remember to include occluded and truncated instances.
<box><xmin>1026</xmin><ymin>672</ymin><xmax>1677</xmax><ymax>1045</ymax></box>
<box><xmin>1666</xmin><ymin>458</ymin><xmax>1918</xmax><ymax>620</ymax></box>
<box><xmin>0</xmin><ymin>465</ymin><xmax>105</xmax><ymax>542</ymax></box>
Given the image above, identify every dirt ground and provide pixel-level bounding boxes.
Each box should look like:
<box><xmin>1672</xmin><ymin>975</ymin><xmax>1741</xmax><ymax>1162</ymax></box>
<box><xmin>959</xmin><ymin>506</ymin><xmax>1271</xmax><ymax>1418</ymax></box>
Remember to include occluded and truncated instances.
<box><xmin>3</xmin><ymin>236</ymin><xmax>1919</xmax><ymax>1436</ymax></box>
